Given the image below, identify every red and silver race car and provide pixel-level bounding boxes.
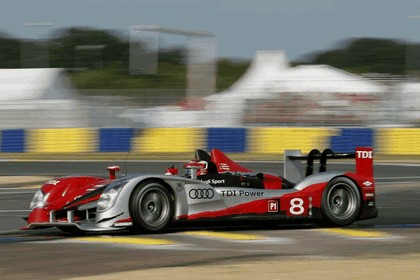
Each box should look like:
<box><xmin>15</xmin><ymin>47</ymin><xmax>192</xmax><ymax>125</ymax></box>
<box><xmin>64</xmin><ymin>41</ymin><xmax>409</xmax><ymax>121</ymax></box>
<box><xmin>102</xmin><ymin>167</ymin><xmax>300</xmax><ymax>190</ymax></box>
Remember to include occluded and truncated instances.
<box><xmin>24</xmin><ymin>147</ymin><xmax>377</xmax><ymax>233</ymax></box>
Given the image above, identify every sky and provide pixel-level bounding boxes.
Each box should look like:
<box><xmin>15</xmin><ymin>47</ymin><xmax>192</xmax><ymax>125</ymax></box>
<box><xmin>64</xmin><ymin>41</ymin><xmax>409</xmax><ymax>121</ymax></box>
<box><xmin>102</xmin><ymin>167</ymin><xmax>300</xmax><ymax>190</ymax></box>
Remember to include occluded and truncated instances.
<box><xmin>1</xmin><ymin>0</ymin><xmax>420</xmax><ymax>61</ymax></box>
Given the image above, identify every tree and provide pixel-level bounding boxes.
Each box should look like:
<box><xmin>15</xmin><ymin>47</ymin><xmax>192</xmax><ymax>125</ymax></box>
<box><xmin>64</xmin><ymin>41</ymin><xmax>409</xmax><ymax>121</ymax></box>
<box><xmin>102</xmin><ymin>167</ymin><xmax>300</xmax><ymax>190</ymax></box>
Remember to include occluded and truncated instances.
<box><xmin>49</xmin><ymin>27</ymin><xmax>129</xmax><ymax>69</ymax></box>
<box><xmin>0</xmin><ymin>32</ymin><xmax>21</xmax><ymax>68</ymax></box>
<box><xmin>303</xmin><ymin>38</ymin><xmax>414</xmax><ymax>75</ymax></box>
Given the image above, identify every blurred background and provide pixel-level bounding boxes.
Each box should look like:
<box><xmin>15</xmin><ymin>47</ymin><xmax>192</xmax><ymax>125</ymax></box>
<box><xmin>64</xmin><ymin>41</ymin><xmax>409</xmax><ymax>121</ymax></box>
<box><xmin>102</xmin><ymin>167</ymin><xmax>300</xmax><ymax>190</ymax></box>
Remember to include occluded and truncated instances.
<box><xmin>1</xmin><ymin>0</ymin><xmax>420</xmax><ymax>157</ymax></box>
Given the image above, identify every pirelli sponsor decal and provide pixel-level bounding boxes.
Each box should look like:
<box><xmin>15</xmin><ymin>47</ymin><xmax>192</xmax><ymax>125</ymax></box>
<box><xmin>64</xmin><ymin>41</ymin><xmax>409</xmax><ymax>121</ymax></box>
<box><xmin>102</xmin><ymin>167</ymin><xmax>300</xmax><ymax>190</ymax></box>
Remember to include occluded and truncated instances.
<box><xmin>268</xmin><ymin>200</ymin><xmax>279</xmax><ymax>212</ymax></box>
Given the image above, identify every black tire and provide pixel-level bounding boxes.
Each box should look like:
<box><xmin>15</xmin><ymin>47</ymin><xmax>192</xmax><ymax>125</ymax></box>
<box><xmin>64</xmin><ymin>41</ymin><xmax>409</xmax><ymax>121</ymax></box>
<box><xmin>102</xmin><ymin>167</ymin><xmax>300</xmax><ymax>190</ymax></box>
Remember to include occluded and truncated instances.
<box><xmin>129</xmin><ymin>181</ymin><xmax>174</xmax><ymax>233</ymax></box>
<box><xmin>320</xmin><ymin>177</ymin><xmax>361</xmax><ymax>226</ymax></box>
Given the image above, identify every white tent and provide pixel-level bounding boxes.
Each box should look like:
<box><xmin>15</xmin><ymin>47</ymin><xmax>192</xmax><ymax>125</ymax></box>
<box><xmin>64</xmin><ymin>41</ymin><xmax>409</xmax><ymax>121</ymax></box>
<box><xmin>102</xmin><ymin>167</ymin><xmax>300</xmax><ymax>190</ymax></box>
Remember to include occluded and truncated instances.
<box><xmin>200</xmin><ymin>51</ymin><xmax>291</xmax><ymax>127</ymax></box>
<box><xmin>124</xmin><ymin>50</ymin><xmax>392</xmax><ymax>127</ymax></box>
<box><xmin>206</xmin><ymin>50</ymin><xmax>289</xmax><ymax>102</ymax></box>
<box><xmin>0</xmin><ymin>68</ymin><xmax>78</xmax><ymax>100</ymax></box>
<box><xmin>272</xmin><ymin>64</ymin><xmax>389</xmax><ymax>93</ymax></box>
<box><xmin>0</xmin><ymin>68</ymin><xmax>89</xmax><ymax>128</ymax></box>
<box><xmin>393</xmin><ymin>82</ymin><xmax>420</xmax><ymax>123</ymax></box>
<box><xmin>203</xmin><ymin>58</ymin><xmax>390</xmax><ymax>126</ymax></box>
<box><xmin>123</xmin><ymin>51</ymin><xmax>292</xmax><ymax>127</ymax></box>
<box><xmin>228</xmin><ymin>50</ymin><xmax>290</xmax><ymax>93</ymax></box>
<box><xmin>395</xmin><ymin>82</ymin><xmax>420</xmax><ymax>107</ymax></box>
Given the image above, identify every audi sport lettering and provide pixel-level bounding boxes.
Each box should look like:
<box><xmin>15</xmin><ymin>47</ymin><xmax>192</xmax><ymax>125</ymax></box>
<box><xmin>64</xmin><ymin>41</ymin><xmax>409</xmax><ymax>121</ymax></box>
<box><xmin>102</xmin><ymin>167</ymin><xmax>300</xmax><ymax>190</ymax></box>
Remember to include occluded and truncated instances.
<box><xmin>211</xmin><ymin>179</ymin><xmax>225</xmax><ymax>184</ymax></box>
<box><xmin>199</xmin><ymin>179</ymin><xmax>226</xmax><ymax>184</ymax></box>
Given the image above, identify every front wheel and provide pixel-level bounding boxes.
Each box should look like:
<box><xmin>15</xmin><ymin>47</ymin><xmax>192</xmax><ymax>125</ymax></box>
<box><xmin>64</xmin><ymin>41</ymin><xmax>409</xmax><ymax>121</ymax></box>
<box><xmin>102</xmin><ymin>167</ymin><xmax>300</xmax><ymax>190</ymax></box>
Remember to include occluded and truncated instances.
<box><xmin>320</xmin><ymin>177</ymin><xmax>361</xmax><ymax>226</ymax></box>
<box><xmin>129</xmin><ymin>181</ymin><xmax>174</xmax><ymax>233</ymax></box>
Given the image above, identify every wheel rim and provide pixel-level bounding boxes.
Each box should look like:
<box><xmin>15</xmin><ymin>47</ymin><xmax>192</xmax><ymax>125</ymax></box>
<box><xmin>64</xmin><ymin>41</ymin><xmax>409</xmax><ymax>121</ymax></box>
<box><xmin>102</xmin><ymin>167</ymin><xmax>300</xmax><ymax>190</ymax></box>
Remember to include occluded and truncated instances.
<box><xmin>138</xmin><ymin>187</ymin><xmax>170</xmax><ymax>228</ymax></box>
<box><xmin>326</xmin><ymin>183</ymin><xmax>358</xmax><ymax>220</ymax></box>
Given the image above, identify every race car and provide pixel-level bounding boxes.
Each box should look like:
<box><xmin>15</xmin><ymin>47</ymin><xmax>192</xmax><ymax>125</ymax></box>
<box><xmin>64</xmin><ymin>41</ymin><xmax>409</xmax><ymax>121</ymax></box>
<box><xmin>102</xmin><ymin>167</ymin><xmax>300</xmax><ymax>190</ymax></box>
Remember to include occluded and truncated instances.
<box><xmin>24</xmin><ymin>147</ymin><xmax>377</xmax><ymax>233</ymax></box>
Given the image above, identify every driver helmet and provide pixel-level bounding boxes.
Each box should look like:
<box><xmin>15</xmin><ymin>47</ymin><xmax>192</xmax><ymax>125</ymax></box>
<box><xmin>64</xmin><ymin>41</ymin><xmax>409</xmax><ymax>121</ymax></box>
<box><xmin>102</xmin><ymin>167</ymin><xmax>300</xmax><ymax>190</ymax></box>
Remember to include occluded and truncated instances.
<box><xmin>183</xmin><ymin>160</ymin><xmax>208</xmax><ymax>177</ymax></box>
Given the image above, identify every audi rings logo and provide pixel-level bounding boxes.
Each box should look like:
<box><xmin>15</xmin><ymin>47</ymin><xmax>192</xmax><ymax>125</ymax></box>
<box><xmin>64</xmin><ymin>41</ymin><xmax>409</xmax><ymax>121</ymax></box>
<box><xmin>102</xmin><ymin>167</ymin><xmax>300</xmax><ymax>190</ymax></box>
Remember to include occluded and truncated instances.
<box><xmin>189</xmin><ymin>188</ymin><xmax>214</xmax><ymax>199</ymax></box>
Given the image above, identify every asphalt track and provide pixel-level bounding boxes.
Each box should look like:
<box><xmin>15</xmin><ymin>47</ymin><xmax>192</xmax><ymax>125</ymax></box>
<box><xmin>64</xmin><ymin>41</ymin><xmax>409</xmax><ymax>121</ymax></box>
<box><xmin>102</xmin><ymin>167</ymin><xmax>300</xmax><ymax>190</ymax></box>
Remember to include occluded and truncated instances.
<box><xmin>0</xmin><ymin>160</ymin><xmax>420</xmax><ymax>279</ymax></box>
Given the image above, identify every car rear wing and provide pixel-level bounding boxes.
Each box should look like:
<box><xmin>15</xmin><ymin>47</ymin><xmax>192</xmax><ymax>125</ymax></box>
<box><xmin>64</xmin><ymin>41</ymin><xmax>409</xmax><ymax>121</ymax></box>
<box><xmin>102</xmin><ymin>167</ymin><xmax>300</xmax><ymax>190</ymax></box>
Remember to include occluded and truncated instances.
<box><xmin>284</xmin><ymin>147</ymin><xmax>373</xmax><ymax>182</ymax></box>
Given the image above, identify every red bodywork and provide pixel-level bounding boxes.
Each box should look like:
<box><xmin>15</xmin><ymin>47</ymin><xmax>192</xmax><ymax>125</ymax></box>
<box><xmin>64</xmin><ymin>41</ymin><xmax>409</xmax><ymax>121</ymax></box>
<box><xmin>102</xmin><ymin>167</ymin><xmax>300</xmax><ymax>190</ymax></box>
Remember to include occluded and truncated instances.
<box><xmin>26</xmin><ymin>176</ymin><xmax>111</xmax><ymax>225</ymax></box>
<box><xmin>210</xmin><ymin>148</ymin><xmax>284</xmax><ymax>189</ymax></box>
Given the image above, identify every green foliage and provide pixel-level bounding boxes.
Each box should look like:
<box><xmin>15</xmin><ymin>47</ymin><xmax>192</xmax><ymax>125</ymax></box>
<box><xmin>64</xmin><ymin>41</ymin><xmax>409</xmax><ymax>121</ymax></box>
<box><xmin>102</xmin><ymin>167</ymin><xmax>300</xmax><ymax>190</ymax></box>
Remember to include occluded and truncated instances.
<box><xmin>216</xmin><ymin>59</ymin><xmax>250</xmax><ymax>90</ymax></box>
<box><xmin>2</xmin><ymin>27</ymin><xmax>419</xmax><ymax>91</ymax></box>
<box><xmin>69</xmin><ymin>63</ymin><xmax>187</xmax><ymax>89</ymax></box>
<box><xmin>0</xmin><ymin>27</ymin><xmax>250</xmax><ymax>91</ymax></box>
<box><xmin>306</xmin><ymin>38</ymin><xmax>412</xmax><ymax>75</ymax></box>
<box><xmin>49</xmin><ymin>27</ymin><xmax>129</xmax><ymax>69</ymax></box>
<box><xmin>0</xmin><ymin>32</ymin><xmax>21</xmax><ymax>68</ymax></box>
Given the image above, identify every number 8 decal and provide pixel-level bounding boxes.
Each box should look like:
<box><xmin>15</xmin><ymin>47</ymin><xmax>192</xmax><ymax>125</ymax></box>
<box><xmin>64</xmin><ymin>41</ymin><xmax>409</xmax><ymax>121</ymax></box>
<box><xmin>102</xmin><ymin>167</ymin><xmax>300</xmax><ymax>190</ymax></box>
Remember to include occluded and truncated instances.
<box><xmin>290</xmin><ymin>198</ymin><xmax>304</xmax><ymax>215</ymax></box>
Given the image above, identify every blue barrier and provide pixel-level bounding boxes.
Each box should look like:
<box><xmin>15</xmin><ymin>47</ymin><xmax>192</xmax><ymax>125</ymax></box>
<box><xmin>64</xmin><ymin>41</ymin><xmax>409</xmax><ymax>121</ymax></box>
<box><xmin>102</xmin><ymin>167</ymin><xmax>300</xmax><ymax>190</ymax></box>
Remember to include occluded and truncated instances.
<box><xmin>330</xmin><ymin>128</ymin><xmax>374</xmax><ymax>153</ymax></box>
<box><xmin>99</xmin><ymin>128</ymin><xmax>135</xmax><ymax>152</ymax></box>
<box><xmin>207</xmin><ymin>128</ymin><xmax>247</xmax><ymax>153</ymax></box>
<box><xmin>1</xmin><ymin>129</ymin><xmax>25</xmax><ymax>153</ymax></box>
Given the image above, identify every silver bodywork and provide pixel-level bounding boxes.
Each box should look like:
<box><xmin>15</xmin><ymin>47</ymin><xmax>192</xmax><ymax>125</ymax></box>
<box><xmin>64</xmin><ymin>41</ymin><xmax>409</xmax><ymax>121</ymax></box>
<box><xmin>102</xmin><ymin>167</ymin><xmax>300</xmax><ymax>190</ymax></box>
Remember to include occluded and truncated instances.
<box><xmin>27</xmin><ymin>173</ymin><xmax>316</xmax><ymax>231</ymax></box>
<box><xmin>92</xmin><ymin>171</ymin><xmax>339</xmax><ymax>230</ymax></box>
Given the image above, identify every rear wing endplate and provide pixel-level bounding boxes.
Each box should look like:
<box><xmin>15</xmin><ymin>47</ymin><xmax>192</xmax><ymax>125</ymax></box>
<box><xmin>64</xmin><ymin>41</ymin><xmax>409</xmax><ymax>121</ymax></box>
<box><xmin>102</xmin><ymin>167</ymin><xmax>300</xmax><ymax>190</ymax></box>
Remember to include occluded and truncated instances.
<box><xmin>284</xmin><ymin>147</ymin><xmax>373</xmax><ymax>183</ymax></box>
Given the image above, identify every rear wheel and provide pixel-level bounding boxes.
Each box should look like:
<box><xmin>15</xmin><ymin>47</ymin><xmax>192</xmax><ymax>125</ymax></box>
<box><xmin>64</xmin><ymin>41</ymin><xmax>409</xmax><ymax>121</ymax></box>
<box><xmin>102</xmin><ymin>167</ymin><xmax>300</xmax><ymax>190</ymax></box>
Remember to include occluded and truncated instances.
<box><xmin>320</xmin><ymin>177</ymin><xmax>361</xmax><ymax>226</ymax></box>
<box><xmin>129</xmin><ymin>181</ymin><xmax>174</xmax><ymax>233</ymax></box>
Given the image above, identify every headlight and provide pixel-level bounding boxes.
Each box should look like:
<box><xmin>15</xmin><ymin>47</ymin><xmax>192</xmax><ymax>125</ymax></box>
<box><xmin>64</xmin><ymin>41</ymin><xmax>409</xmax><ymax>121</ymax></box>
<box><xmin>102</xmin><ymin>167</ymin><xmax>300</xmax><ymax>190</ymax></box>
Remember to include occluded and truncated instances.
<box><xmin>97</xmin><ymin>185</ymin><xmax>124</xmax><ymax>212</ymax></box>
<box><xmin>29</xmin><ymin>189</ymin><xmax>50</xmax><ymax>210</ymax></box>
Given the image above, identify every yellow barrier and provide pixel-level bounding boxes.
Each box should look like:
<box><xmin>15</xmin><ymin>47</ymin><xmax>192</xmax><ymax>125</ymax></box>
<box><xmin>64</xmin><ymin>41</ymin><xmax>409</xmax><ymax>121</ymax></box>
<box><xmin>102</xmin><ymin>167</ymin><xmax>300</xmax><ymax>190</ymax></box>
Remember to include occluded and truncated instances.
<box><xmin>19</xmin><ymin>127</ymin><xmax>420</xmax><ymax>156</ymax></box>
<box><xmin>376</xmin><ymin>128</ymin><xmax>420</xmax><ymax>155</ymax></box>
<box><xmin>27</xmin><ymin>128</ymin><xmax>96</xmax><ymax>153</ymax></box>
<box><xmin>133</xmin><ymin>128</ymin><xmax>205</xmax><ymax>153</ymax></box>
<box><xmin>248</xmin><ymin>127</ymin><xmax>337</xmax><ymax>154</ymax></box>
